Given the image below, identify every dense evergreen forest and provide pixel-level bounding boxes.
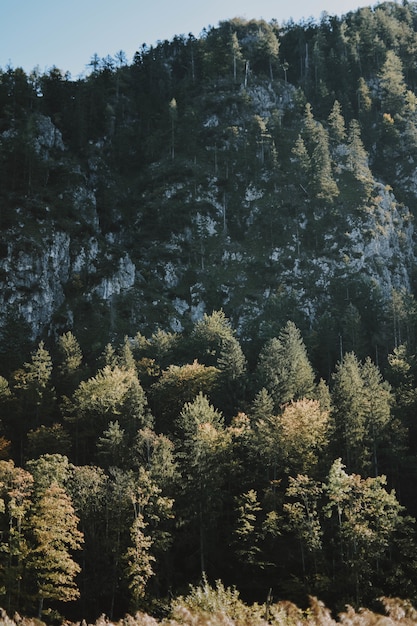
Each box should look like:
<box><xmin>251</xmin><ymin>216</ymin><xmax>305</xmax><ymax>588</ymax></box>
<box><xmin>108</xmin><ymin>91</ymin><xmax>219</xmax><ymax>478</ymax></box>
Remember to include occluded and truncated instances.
<box><xmin>4</xmin><ymin>1</ymin><xmax>417</xmax><ymax>622</ymax></box>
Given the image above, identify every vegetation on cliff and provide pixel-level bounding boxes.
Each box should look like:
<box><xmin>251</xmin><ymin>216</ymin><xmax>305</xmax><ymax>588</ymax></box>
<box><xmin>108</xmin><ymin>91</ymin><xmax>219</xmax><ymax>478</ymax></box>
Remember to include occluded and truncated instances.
<box><xmin>3</xmin><ymin>2</ymin><xmax>417</xmax><ymax>623</ymax></box>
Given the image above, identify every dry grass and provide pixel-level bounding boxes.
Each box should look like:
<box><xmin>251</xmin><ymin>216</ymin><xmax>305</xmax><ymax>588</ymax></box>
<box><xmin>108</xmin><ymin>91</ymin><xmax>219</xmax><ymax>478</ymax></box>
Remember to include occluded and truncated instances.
<box><xmin>2</xmin><ymin>596</ymin><xmax>417</xmax><ymax>626</ymax></box>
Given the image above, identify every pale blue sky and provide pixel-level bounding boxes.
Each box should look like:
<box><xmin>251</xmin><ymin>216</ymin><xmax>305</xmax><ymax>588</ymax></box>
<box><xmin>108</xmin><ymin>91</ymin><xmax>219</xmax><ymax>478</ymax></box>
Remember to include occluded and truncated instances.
<box><xmin>1</xmin><ymin>0</ymin><xmax>378</xmax><ymax>78</ymax></box>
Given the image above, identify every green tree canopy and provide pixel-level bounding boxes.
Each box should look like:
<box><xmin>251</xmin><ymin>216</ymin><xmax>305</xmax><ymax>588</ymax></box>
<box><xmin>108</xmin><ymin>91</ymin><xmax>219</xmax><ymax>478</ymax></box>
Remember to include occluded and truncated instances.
<box><xmin>256</xmin><ymin>321</ymin><xmax>315</xmax><ymax>410</ymax></box>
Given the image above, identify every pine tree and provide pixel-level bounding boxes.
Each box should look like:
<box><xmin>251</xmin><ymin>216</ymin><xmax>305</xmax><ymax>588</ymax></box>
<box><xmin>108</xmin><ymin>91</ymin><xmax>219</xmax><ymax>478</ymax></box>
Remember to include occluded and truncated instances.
<box><xmin>233</xmin><ymin>489</ymin><xmax>263</xmax><ymax>566</ymax></box>
<box><xmin>302</xmin><ymin>103</ymin><xmax>320</xmax><ymax>151</ymax></box>
<box><xmin>230</xmin><ymin>31</ymin><xmax>243</xmax><ymax>82</ymax></box>
<box><xmin>331</xmin><ymin>353</ymin><xmax>367</xmax><ymax>474</ymax></box>
<box><xmin>175</xmin><ymin>393</ymin><xmax>230</xmax><ymax>575</ymax></box>
<box><xmin>190</xmin><ymin>310</ymin><xmax>240</xmax><ymax>369</ymax></box>
<box><xmin>11</xmin><ymin>342</ymin><xmax>56</xmax><ymax>452</ymax></box>
<box><xmin>357</xmin><ymin>77</ymin><xmax>372</xmax><ymax>115</ymax></box>
<box><xmin>379</xmin><ymin>50</ymin><xmax>407</xmax><ymax>117</ymax></box>
<box><xmin>311</xmin><ymin>124</ymin><xmax>339</xmax><ymax>202</ymax></box>
<box><xmin>346</xmin><ymin>119</ymin><xmax>373</xmax><ymax>195</ymax></box>
<box><xmin>292</xmin><ymin>134</ymin><xmax>311</xmax><ymax>194</ymax></box>
<box><xmin>250</xmin><ymin>387</ymin><xmax>274</xmax><ymax>423</ymax></box>
<box><xmin>361</xmin><ymin>358</ymin><xmax>392</xmax><ymax>476</ymax></box>
<box><xmin>97</xmin><ymin>420</ymin><xmax>127</xmax><ymax>468</ymax></box>
<box><xmin>256</xmin><ymin>321</ymin><xmax>315</xmax><ymax>410</ymax></box>
<box><xmin>327</xmin><ymin>100</ymin><xmax>346</xmax><ymax>144</ymax></box>
<box><xmin>57</xmin><ymin>331</ymin><xmax>83</xmax><ymax>377</ymax></box>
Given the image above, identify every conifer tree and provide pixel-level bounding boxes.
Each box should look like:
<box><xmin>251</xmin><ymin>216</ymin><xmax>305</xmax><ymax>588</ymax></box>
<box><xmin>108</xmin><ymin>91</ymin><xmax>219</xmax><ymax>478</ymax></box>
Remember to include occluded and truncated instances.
<box><xmin>11</xmin><ymin>342</ymin><xmax>56</xmax><ymax>454</ymax></box>
<box><xmin>148</xmin><ymin>328</ymin><xmax>181</xmax><ymax>370</ymax></box>
<box><xmin>256</xmin><ymin>321</ymin><xmax>315</xmax><ymax>410</ymax></box>
<box><xmin>292</xmin><ymin>134</ymin><xmax>311</xmax><ymax>194</ymax></box>
<box><xmin>97</xmin><ymin>420</ymin><xmax>127</xmax><ymax>468</ymax></box>
<box><xmin>331</xmin><ymin>352</ymin><xmax>367</xmax><ymax>474</ymax></box>
<box><xmin>250</xmin><ymin>387</ymin><xmax>274</xmax><ymax>423</ymax></box>
<box><xmin>230</xmin><ymin>31</ymin><xmax>243</xmax><ymax>82</ymax></box>
<box><xmin>175</xmin><ymin>393</ymin><xmax>230</xmax><ymax>575</ymax></box>
<box><xmin>311</xmin><ymin>124</ymin><xmax>339</xmax><ymax>202</ymax></box>
<box><xmin>190</xmin><ymin>310</ymin><xmax>243</xmax><ymax>371</ymax></box>
<box><xmin>298</xmin><ymin>103</ymin><xmax>339</xmax><ymax>202</ymax></box>
<box><xmin>346</xmin><ymin>119</ymin><xmax>373</xmax><ymax>196</ymax></box>
<box><xmin>360</xmin><ymin>357</ymin><xmax>392</xmax><ymax>476</ymax></box>
<box><xmin>327</xmin><ymin>99</ymin><xmax>346</xmax><ymax>145</ymax></box>
<box><xmin>118</xmin><ymin>336</ymin><xmax>137</xmax><ymax>371</ymax></box>
<box><xmin>357</xmin><ymin>76</ymin><xmax>372</xmax><ymax>115</ymax></box>
<box><xmin>57</xmin><ymin>331</ymin><xmax>83</xmax><ymax>378</ymax></box>
<box><xmin>233</xmin><ymin>489</ymin><xmax>263</xmax><ymax>566</ymax></box>
<box><xmin>302</xmin><ymin>103</ymin><xmax>319</xmax><ymax>150</ymax></box>
<box><xmin>314</xmin><ymin>378</ymin><xmax>331</xmax><ymax>412</ymax></box>
<box><xmin>379</xmin><ymin>50</ymin><xmax>407</xmax><ymax>117</ymax></box>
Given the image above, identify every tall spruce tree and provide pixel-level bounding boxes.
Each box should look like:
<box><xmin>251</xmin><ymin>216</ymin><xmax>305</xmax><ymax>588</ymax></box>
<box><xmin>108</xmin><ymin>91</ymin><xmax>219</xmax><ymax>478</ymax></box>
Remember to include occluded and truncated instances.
<box><xmin>175</xmin><ymin>393</ymin><xmax>230</xmax><ymax>576</ymax></box>
<box><xmin>331</xmin><ymin>352</ymin><xmax>367</xmax><ymax>474</ymax></box>
<box><xmin>360</xmin><ymin>357</ymin><xmax>392</xmax><ymax>477</ymax></box>
<box><xmin>256</xmin><ymin>321</ymin><xmax>315</xmax><ymax>410</ymax></box>
<box><xmin>327</xmin><ymin>99</ymin><xmax>346</xmax><ymax>145</ymax></box>
<box><xmin>379</xmin><ymin>50</ymin><xmax>407</xmax><ymax>117</ymax></box>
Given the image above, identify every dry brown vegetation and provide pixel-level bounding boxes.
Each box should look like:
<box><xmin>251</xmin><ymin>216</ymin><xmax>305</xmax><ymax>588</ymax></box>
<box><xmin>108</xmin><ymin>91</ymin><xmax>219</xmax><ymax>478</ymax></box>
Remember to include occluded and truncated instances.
<box><xmin>2</xmin><ymin>596</ymin><xmax>417</xmax><ymax>626</ymax></box>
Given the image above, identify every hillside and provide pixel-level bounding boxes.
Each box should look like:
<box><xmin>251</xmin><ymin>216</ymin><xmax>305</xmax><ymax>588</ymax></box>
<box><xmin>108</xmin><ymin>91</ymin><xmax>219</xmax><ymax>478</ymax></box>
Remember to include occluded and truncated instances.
<box><xmin>3</xmin><ymin>2</ymin><xmax>417</xmax><ymax>623</ymax></box>
<box><xmin>1</xmin><ymin>2</ymin><xmax>417</xmax><ymax>371</ymax></box>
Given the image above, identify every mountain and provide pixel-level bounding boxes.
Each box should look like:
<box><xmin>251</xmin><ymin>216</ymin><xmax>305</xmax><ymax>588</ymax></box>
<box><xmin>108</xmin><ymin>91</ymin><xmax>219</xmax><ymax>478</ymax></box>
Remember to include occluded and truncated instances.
<box><xmin>1</xmin><ymin>2</ymin><xmax>417</xmax><ymax>371</ymax></box>
<box><xmin>4</xmin><ymin>5</ymin><xmax>417</xmax><ymax>618</ymax></box>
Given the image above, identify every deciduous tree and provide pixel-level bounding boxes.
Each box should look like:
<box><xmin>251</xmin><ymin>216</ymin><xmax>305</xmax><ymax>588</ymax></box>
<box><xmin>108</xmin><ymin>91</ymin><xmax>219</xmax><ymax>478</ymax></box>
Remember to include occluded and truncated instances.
<box><xmin>26</xmin><ymin>482</ymin><xmax>83</xmax><ymax>618</ymax></box>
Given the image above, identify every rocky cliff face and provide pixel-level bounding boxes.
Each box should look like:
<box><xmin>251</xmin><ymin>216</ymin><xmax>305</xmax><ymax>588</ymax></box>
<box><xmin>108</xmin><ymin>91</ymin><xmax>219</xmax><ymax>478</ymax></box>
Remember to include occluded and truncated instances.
<box><xmin>1</xmin><ymin>99</ymin><xmax>416</xmax><ymax>344</ymax></box>
<box><xmin>2</xmin><ymin>22</ymin><xmax>417</xmax><ymax>351</ymax></box>
<box><xmin>0</xmin><ymin>227</ymin><xmax>137</xmax><ymax>338</ymax></box>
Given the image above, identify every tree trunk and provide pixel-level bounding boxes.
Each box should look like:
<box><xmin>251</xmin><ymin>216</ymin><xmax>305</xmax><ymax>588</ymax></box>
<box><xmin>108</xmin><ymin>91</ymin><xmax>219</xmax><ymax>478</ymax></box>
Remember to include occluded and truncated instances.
<box><xmin>38</xmin><ymin>596</ymin><xmax>44</xmax><ymax>619</ymax></box>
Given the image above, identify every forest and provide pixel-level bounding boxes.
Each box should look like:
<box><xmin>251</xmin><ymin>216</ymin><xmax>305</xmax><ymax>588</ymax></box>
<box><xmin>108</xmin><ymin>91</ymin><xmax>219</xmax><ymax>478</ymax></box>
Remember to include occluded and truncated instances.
<box><xmin>1</xmin><ymin>315</ymin><xmax>417</xmax><ymax>622</ymax></box>
<box><xmin>3</xmin><ymin>1</ymin><xmax>417</xmax><ymax>623</ymax></box>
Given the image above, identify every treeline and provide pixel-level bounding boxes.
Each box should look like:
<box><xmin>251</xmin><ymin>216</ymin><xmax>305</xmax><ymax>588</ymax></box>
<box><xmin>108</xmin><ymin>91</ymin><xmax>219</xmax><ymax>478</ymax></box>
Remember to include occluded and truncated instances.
<box><xmin>4</xmin><ymin>2</ymin><xmax>417</xmax><ymax>186</ymax></box>
<box><xmin>1</xmin><ymin>311</ymin><xmax>417</xmax><ymax>620</ymax></box>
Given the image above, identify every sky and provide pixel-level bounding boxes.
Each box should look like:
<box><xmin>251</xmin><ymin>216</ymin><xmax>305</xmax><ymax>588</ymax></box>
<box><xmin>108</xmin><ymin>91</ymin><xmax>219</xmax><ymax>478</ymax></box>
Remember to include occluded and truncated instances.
<box><xmin>1</xmin><ymin>0</ymin><xmax>379</xmax><ymax>79</ymax></box>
